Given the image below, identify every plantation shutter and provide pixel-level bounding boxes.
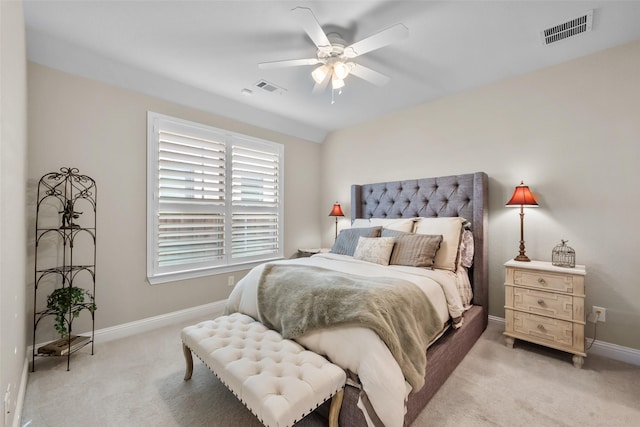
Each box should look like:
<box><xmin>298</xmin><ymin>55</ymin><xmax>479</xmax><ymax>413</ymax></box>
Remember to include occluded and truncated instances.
<box><xmin>231</xmin><ymin>141</ymin><xmax>281</xmax><ymax>259</ymax></box>
<box><xmin>155</xmin><ymin>119</ymin><xmax>226</xmax><ymax>272</ymax></box>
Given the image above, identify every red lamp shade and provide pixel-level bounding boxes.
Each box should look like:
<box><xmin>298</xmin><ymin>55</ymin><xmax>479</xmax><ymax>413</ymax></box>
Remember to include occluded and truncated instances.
<box><xmin>505</xmin><ymin>182</ymin><xmax>538</xmax><ymax>207</ymax></box>
<box><xmin>328</xmin><ymin>203</ymin><xmax>345</xmax><ymax>217</ymax></box>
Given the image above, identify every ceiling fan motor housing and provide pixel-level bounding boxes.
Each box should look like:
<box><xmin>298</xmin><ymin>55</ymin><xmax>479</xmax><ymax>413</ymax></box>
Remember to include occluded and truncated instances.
<box><xmin>317</xmin><ymin>33</ymin><xmax>347</xmax><ymax>61</ymax></box>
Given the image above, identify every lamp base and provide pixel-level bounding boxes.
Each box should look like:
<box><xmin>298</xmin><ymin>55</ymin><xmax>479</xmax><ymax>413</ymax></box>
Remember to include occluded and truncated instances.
<box><xmin>513</xmin><ymin>254</ymin><xmax>531</xmax><ymax>262</ymax></box>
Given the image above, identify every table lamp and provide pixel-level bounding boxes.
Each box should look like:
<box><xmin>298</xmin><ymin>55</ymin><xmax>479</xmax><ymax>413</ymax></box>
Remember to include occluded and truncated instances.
<box><xmin>506</xmin><ymin>181</ymin><xmax>538</xmax><ymax>262</ymax></box>
<box><xmin>328</xmin><ymin>202</ymin><xmax>344</xmax><ymax>239</ymax></box>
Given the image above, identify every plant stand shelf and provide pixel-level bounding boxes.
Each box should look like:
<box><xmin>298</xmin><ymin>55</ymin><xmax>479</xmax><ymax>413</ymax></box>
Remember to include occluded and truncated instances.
<box><xmin>37</xmin><ymin>335</ymin><xmax>92</xmax><ymax>356</ymax></box>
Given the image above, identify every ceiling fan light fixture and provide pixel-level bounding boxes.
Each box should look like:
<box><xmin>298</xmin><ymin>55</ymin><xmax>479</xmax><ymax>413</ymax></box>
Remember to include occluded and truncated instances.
<box><xmin>311</xmin><ymin>64</ymin><xmax>329</xmax><ymax>84</ymax></box>
<box><xmin>331</xmin><ymin>75</ymin><xmax>345</xmax><ymax>90</ymax></box>
<box><xmin>333</xmin><ymin>61</ymin><xmax>350</xmax><ymax>80</ymax></box>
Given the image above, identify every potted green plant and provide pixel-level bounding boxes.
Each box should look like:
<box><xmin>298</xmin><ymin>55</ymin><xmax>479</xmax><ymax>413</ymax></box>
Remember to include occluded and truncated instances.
<box><xmin>46</xmin><ymin>287</ymin><xmax>97</xmax><ymax>338</ymax></box>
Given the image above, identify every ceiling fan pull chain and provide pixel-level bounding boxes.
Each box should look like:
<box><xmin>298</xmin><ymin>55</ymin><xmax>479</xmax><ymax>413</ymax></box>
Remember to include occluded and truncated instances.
<box><xmin>331</xmin><ymin>88</ymin><xmax>344</xmax><ymax>105</ymax></box>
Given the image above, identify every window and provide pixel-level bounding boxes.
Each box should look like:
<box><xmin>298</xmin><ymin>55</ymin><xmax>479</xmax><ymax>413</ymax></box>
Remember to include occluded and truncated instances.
<box><xmin>147</xmin><ymin>112</ymin><xmax>284</xmax><ymax>284</ymax></box>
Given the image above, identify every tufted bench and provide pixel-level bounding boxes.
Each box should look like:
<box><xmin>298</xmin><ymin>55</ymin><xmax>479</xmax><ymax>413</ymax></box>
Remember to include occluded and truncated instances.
<box><xmin>181</xmin><ymin>313</ymin><xmax>346</xmax><ymax>427</ymax></box>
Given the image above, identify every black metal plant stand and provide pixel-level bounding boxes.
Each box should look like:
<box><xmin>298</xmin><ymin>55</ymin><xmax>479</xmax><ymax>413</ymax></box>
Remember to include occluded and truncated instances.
<box><xmin>32</xmin><ymin>167</ymin><xmax>97</xmax><ymax>371</ymax></box>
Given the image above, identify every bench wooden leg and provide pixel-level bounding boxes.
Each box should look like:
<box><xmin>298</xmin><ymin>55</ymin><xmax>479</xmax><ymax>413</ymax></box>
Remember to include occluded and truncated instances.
<box><xmin>328</xmin><ymin>388</ymin><xmax>344</xmax><ymax>427</ymax></box>
<box><xmin>183</xmin><ymin>343</ymin><xmax>193</xmax><ymax>381</ymax></box>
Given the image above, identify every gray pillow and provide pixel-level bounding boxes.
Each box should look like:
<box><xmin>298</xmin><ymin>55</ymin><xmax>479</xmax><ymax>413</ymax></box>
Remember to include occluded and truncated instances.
<box><xmin>381</xmin><ymin>229</ymin><xmax>443</xmax><ymax>268</ymax></box>
<box><xmin>331</xmin><ymin>226</ymin><xmax>382</xmax><ymax>256</ymax></box>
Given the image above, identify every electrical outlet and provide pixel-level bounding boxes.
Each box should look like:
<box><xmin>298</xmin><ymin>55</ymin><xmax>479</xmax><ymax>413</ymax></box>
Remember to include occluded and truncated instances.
<box><xmin>591</xmin><ymin>306</ymin><xmax>606</xmax><ymax>323</ymax></box>
<box><xmin>227</xmin><ymin>276</ymin><xmax>235</xmax><ymax>287</ymax></box>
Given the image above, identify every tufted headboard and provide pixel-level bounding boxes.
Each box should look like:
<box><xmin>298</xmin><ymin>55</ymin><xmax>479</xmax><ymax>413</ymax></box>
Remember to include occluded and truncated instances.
<box><xmin>351</xmin><ymin>172</ymin><xmax>488</xmax><ymax>324</ymax></box>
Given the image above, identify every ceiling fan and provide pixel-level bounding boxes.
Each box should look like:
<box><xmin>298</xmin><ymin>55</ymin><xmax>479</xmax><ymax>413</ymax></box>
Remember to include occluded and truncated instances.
<box><xmin>258</xmin><ymin>7</ymin><xmax>409</xmax><ymax>94</ymax></box>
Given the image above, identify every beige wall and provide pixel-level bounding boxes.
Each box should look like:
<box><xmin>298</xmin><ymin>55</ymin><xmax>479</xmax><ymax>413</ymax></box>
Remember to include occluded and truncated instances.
<box><xmin>24</xmin><ymin>38</ymin><xmax>640</xmax><ymax>352</ymax></box>
<box><xmin>27</xmin><ymin>63</ymin><xmax>322</xmax><ymax>342</ymax></box>
<box><xmin>321</xmin><ymin>40</ymin><xmax>640</xmax><ymax>350</ymax></box>
<box><xmin>1</xmin><ymin>1</ymin><xmax>28</xmax><ymax>426</ymax></box>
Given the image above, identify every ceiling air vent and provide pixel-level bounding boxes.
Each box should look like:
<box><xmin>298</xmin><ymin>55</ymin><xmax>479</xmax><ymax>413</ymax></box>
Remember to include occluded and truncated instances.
<box><xmin>541</xmin><ymin>10</ymin><xmax>593</xmax><ymax>45</ymax></box>
<box><xmin>254</xmin><ymin>79</ymin><xmax>286</xmax><ymax>95</ymax></box>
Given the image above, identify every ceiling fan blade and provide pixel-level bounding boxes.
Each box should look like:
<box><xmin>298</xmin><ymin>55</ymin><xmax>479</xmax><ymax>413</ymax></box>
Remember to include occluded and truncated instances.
<box><xmin>312</xmin><ymin>71</ymin><xmax>331</xmax><ymax>94</ymax></box>
<box><xmin>258</xmin><ymin>58</ymin><xmax>320</xmax><ymax>69</ymax></box>
<box><xmin>344</xmin><ymin>23</ymin><xmax>409</xmax><ymax>59</ymax></box>
<box><xmin>349</xmin><ymin>63</ymin><xmax>391</xmax><ymax>86</ymax></box>
<box><xmin>291</xmin><ymin>7</ymin><xmax>331</xmax><ymax>50</ymax></box>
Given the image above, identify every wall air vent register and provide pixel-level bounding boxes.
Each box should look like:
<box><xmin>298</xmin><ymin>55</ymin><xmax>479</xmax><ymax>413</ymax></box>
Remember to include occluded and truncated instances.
<box><xmin>541</xmin><ymin>10</ymin><xmax>593</xmax><ymax>45</ymax></box>
<box><xmin>254</xmin><ymin>79</ymin><xmax>286</xmax><ymax>95</ymax></box>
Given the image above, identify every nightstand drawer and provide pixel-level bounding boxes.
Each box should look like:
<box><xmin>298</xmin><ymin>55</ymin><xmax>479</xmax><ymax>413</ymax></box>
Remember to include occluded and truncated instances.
<box><xmin>512</xmin><ymin>288</ymin><xmax>573</xmax><ymax>321</ymax></box>
<box><xmin>512</xmin><ymin>311</ymin><xmax>573</xmax><ymax>347</ymax></box>
<box><xmin>513</xmin><ymin>269</ymin><xmax>576</xmax><ymax>293</ymax></box>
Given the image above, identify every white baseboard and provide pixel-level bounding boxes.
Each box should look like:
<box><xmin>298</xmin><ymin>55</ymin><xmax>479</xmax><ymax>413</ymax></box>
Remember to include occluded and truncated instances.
<box><xmin>488</xmin><ymin>315</ymin><xmax>505</xmax><ymax>324</ymax></box>
<box><xmin>586</xmin><ymin>338</ymin><xmax>640</xmax><ymax>366</ymax></box>
<box><xmin>12</xmin><ymin>357</ymin><xmax>28</xmax><ymax>427</ymax></box>
<box><xmin>92</xmin><ymin>299</ymin><xmax>226</xmax><ymax>344</ymax></box>
<box><xmin>488</xmin><ymin>315</ymin><xmax>640</xmax><ymax>366</ymax></box>
<box><xmin>29</xmin><ymin>300</ymin><xmax>227</xmax><ymax>355</ymax></box>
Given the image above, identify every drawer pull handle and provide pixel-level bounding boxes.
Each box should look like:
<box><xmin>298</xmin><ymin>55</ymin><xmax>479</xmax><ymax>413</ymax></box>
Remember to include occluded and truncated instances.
<box><xmin>537</xmin><ymin>299</ymin><xmax>545</xmax><ymax>306</ymax></box>
<box><xmin>538</xmin><ymin>278</ymin><xmax>547</xmax><ymax>285</ymax></box>
<box><xmin>537</xmin><ymin>324</ymin><xmax>546</xmax><ymax>332</ymax></box>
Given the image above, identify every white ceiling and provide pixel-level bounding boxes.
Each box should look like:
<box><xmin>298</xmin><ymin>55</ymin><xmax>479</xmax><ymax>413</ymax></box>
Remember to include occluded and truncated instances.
<box><xmin>23</xmin><ymin>1</ymin><xmax>640</xmax><ymax>143</ymax></box>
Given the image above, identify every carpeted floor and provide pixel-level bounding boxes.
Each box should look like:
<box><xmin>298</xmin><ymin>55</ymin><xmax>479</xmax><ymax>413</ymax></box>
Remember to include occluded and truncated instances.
<box><xmin>22</xmin><ymin>313</ymin><xmax>640</xmax><ymax>427</ymax></box>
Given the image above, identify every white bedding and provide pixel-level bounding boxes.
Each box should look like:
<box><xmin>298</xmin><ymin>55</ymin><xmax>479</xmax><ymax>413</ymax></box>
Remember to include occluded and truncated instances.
<box><xmin>225</xmin><ymin>252</ymin><xmax>466</xmax><ymax>427</ymax></box>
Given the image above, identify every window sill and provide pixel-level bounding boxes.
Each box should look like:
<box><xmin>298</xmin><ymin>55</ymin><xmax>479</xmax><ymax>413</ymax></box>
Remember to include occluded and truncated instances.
<box><xmin>147</xmin><ymin>257</ymin><xmax>284</xmax><ymax>285</ymax></box>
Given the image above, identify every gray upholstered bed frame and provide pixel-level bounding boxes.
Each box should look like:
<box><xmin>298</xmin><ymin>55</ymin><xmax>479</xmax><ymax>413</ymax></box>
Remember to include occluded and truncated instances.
<box><xmin>323</xmin><ymin>172</ymin><xmax>489</xmax><ymax>426</ymax></box>
<box><xmin>351</xmin><ymin>172</ymin><xmax>488</xmax><ymax>326</ymax></box>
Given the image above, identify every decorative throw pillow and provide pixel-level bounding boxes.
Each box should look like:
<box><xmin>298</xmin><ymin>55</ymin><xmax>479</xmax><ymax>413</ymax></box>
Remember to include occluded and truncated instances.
<box><xmin>413</xmin><ymin>217</ymin><xmax>466</xmax><ymax>271</ymax></box>
<box><xmin>381</xmin><ymin>229</ymin><xmax>443</xmax><ymax>268</ymax></box>
<box><xmin>331</xmin><ymin>226</ymin><xmax>382</xmax><ymax>256</ymax></box>
<box><xmin>455</xmin><ymin>229</ymin><xmax>475</xmax><ymax>306</ymax></box>
<box><xmin>459</xmin><ymin>229</ymin><xmax>474</xmax><ymax>268</ymax></box>
<box><xmin>353</xmin><ymin>237</ymin><xmax>395</xmax><ymax>265</ymax></box>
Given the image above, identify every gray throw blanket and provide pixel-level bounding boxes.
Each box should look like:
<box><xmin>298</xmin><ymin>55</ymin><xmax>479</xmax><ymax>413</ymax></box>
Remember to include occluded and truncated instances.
<box><xmin>257</xmin><ymin>264</ymin><xmax>444</xmax><ymax>390</ymax></box>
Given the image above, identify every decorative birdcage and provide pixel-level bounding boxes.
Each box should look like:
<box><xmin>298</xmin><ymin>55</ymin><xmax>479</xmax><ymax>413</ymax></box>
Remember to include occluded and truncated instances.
<box><xmin>552</xmin><ymin>240</ymin><xmax>575</xmax><ymax>268</ymax></box>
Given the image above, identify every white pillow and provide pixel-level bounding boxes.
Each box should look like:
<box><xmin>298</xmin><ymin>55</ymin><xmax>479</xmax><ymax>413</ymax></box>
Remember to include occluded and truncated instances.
<box><xmin>368</xmin><ymin>218</ymin><xmax>416</xmax><ymax>233</ymax></box>
<box><xmin>414</xmin><ymin>217</ymin><xmax>466</xmax><ymax>271</ymax></box>
<box><xmin>353</xmin><ymin>237</ymin><xmax>395</xmax><ymax>265</ymax></box>
<box><xmin>351</xmin><ymin>218</ymin><xmax>372</xmax><ymax>228</ymax></box>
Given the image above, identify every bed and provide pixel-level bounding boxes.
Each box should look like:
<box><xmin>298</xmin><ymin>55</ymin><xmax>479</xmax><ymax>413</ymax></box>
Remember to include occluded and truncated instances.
<box><xmin>225</xmin><ymin>171</ymin><xmax>488</xmax><ymax>427</ymax></box>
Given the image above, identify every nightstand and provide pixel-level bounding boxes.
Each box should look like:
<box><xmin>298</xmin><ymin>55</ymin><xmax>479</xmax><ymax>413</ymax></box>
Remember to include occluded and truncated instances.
<box><xmin>504</xmin><ymin>259</ymin><xmax>587</xmax><ymax>368</ymax></box>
